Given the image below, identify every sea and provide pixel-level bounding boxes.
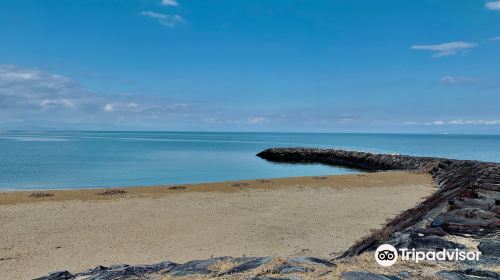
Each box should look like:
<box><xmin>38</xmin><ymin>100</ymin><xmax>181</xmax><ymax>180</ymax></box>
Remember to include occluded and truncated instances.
<box><xmin>1</xmin><ymin>131</ymin><xmax>499</xmax><ymax>190</ymax></box>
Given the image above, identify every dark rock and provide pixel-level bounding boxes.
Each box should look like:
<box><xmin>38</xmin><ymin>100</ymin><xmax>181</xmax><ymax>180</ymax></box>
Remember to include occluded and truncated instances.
<box><xmin>137</xmin><ymin>261</ymin><xmax>175</xmax><ymax>274</ymax></box>
<box><xmin>490</xmin><ymin>204</ymin><xmax>500</xmax><ymax>215</ymax></box>
<box><xmin>169</xmin><ymin>257</ymin><xmax>225</xmax><ymax>276</ymax></box>
<box><xmin>436</xmin><ymin>268</ymin><xmax>500</xmax><ymax>280</ymax></box>
<box><xmin>432</xmin><ymin>208</ymin><xmax>499</xmax><ymax>235</ymax></box>
<box><xmin>33</xmin><ymin>271</ymin><xmax>73</xmax><ymax>280</ymax></box>
<box><xmin>168</xmin><ymin>185</ymin><xmax>186</xmax><ymax>190</ymax></box>
<box><xmin>221</xmin><ymin>256</ymin><xmax>271</xmax><ymax>275</ymax></box>
<box><xmin>76</xmin><ymin>265</ymin><xmax>110</xmax><ymax>276</ymax></box>
<box><xmin>289</xmin><ymin>256</ymin><xmax>335</xmax><ymax>267</ymax></box>
<box><xmin>149</xmin><ymin>261</ymin><xmax>178</xmax><ymax>272</ymax></box>
<box><xmin>107</xmin><ymin>264</ymin><xmax>129</xmax><ymax>270</ymax></box>
<box><xmin>273</xmin><ymin>263</ymin><xmax>312</xmax><ymax>274</ymax></box>
<box><xmin>478</xmin><ymin>239</ymin><xmax>500</xmax><ymax>257</ymax></box>
<box><xmin>476</xmin><ymin>189</ymin><xmax>500</xmax><ymax>201</ymax></box>
<box><xmin>248</xmin><ymin>277</ymin><xmax>301</xmax><ymax>280</ymax></box>
<box><xmin>71</xmin><ymin>261</ymin><xmax>177</xmax><ymax>279</ymax></box>
<box><xmin>409</xmin><ymin>236</ymin><xmax>466</xmax><ymax>250</ymax></box>
<box><xmin>431</xmin><ymin>217</ymin><xmax>446</xmax><ymax>228</ymax></box>
<box><xmin>29</xmin><ymin>192</ymin><xmax>54</xmax><ymax>198</ymax></box>
<box><xmin>397</xmin><ymin>271</ymin><xmax>412</xmax><ymax>279</ymax></box>
<box><xmin>413</xmin><ymin>227</ymin><xmax>447</xmax><ymax>237</ymax></box>
<box><xmin>386</xmin><ymin>231</ymin><xmax>412</xmax><ymax>249</ymax></box>
<box><xmin>96</xmin><ymin>189</ymin><xmax>126</xmax><ymax>196</ymax></box>
<box><xmin>341</xmin><ymin>271</ymin><xmax>394</xmax><ymax>280</ymax></box>
<box><xmin>451</xmin><ymin>198</ymin><xmax>495</xmax><ymax>211</ymax></box>
<box><xmin>231</xmin><ymin>182</ymin><xmax>250</xmax><ymax>187</ymax></box>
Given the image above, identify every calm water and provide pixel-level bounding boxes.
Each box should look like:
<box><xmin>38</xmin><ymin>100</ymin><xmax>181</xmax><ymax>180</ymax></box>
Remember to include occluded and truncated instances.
<box><xmin>1</xmin><ymin>131</ymin><xmax>499</xmax><ymax>190</ymax></box>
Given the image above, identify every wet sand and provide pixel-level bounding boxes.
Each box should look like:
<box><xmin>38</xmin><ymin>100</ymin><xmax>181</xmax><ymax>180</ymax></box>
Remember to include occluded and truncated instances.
<box><xmin>0</xmin><ymin>172</ymin><xmax>434</xmax><ymax>280</ymax></box>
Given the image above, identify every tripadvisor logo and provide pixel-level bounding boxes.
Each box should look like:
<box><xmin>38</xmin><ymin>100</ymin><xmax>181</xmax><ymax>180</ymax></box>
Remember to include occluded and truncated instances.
<box><xmin>375</xmin><ymin>244</ymin><xmax>398</xmax><ymax>267</ymax></box>
<box><xmin>375</xmin><ymin>244</ymin><xmax>481</xmax><ymax>267</ymax></box>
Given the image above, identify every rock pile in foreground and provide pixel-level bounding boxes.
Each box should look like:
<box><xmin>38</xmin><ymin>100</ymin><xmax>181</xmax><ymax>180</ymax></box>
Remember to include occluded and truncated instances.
<box><xmin>35</xmin><ymin>148</ymin><xmax>499</xmax><ymax>280</ymax></box>
<box><xmin>35</xmin><ymin>256</ymin><xmax>338</xmax><ymax>280</ymax></box>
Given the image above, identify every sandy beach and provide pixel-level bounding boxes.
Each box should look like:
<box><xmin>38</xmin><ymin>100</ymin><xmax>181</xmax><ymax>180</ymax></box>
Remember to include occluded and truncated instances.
<box><xmin>0</xmin><ymin>172</ymin><xmax>434</xmax><ymax>280</ymax></box>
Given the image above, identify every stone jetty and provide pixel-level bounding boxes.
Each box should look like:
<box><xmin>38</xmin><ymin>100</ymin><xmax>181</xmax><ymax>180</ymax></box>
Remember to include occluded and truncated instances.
<box><xmin>257</xmin><ymin>148</ymin><xmax>499</xmax><ymax>257</ymax></box>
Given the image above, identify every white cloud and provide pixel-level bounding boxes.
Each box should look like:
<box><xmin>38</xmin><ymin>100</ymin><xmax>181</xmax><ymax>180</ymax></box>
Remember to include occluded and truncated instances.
<box><xmin>411</xmin><ymin>41</ymin><xmax>477</xmax><ymax>57</ymax></box>
<box><xmin>160</xmin><ymin>0</ymin><xmax>179</xmax><ymax>6</ymax></box>
<box><xmin>248</xmin><ymin>117</ymin><xmax>267</xmax><ymax>124</ymax></box>
<box><xmin>201</xmin><ymin>114</ymin><xmax>275</xmax><ymax>125</ymax></box>
<box><xmin>486</xmin><ymin>1</ymin><xmax>500</xmax><ymax>10</ymax></box>
<box><xmin>170</xmin><ymin>102</ymin><xmax>188</xmax><ymax>108</ymax></box>
<box><xmin>140</xmin><ymin>11</ymin><xmax>184</xmax><ymax>28</ymax></box>
<box><xmin>447</xmin><ymin>120</ymin><xmax>500</xmax><ymax>125</ymax></box>
<box><xmin>0</xmin><ymin>65</ymin><xmax>80</xmax><ymax>110</ymax></box>
<box><xmin>0</xmin><ymin>65</ymin><xmax>200</xmax><ymax>126</ymax></box>
<box><xmin>0</xmin><ymin>65</ymin><xmax>72</xmax><ymax>94</ymax></box>
<box><xmin>104</xmin><ymin>104</ymin><xmax>114</xmax><ymax>112</ymax></box>
<box><xmin>41</xmin><ymin>98</ymin><xmax>75</xmax><ymax>109</ymax></box>
<box><xmin>0</xmin><ymin>70</ymin><xmax>37</xmax><ymax>81</ymax></box>
<box><xmin>0</xmin><ymin>65</ymin><xmax>281</xmax><ymax>130</ymax></box>
<box><xmin>126</xmin><ymin>102</ymin><xmax>138</xmax><ymax>108</ymax></box>
<box><xmin>440</xmin><ymin>75</ymin><xmax>476</xmax><ymax>85</ymax></box>
<box><xmin>490</xmin><ymin>36</ymin><xmax>500</xmax><ymax>41</ymax></box>
<box><xmin>404</xmin><ymin>120</ymin><xmax>500</xmax><ymax>126</ymax></box>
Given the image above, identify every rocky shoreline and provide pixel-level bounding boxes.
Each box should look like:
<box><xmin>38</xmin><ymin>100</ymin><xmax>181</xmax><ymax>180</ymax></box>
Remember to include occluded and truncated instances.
<box><xmin>35</xmin><ymin>148</ymin><xmax>499</xmax><ymax>280</ymax></box>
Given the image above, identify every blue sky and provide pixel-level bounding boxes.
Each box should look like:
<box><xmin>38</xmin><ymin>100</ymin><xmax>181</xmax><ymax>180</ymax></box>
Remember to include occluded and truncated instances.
<box><xmin>1</xmin><ymin>0</ymin><xmax>499</xmax><ymax>133</ymax></box>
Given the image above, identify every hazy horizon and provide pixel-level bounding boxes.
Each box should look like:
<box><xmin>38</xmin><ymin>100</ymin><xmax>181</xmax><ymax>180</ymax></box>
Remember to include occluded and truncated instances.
<box><xmin>2</xmin><ymin>129</ymin><xmax>500</xmax><ymax>136</ymax></box>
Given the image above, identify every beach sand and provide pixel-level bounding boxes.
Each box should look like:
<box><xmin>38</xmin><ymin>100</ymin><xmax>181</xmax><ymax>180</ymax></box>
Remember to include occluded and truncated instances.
<box><xmin>0</xmin><ymin>172</ymin><xmax>434</xmax><ymax>280</ymax></box>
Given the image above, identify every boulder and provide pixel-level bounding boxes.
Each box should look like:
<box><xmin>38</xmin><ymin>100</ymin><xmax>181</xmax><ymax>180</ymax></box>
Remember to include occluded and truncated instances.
<box><xmin>409</xmin><ymin>236</ymin><xmax>466</xmax><ymax>250</ymax></box>
<box><xmin>169</xmin><ymin>257</ymin><xmax>226</xmax><ymax>276</ymax></box>
<box><xmin>436</xmin><ymin>268</ymin><xmax>500</xmax><ymax>280</ymax></box>
<box><xmin>450</xmin><ymin>198</ymin><xmax>495</xmax><ymax>211</ymax></box>
<box><xmin>248</xmin><ymin>277</ymin><xmax>301</xmax><ymax>280</ymax></box>
<box><xmin>431</xmin><ymin>208</ymin><xmax>499</xmax><ymax>235</ymax></box>
<box><xmin>33</xmin><ymin>270</ymin><xmax>73</xmax><ymax>280</ymax></box>
<box><xmin>273</xmin><ymin>263</ymin><xmax>312</xmax><ymax>274</ymax></box>
<box><xmin>221</xmin><ymin>256</ymin><xmax>272</xmax><ymax>275</ymax></box>
<box><xmin>478</xmin><ymin>239</ymin><xmax>500</xmax><ymax>258</ymax></box>
<box><xmin>289</xmin><ymin>256</ymin><xmax>335</xmax><ymax>267</ymax></box>
<box><xmin>341</xmin><ymin>271</ymin><xmax>397</xmax><ymax>280</ymax></box>
<box><xmin>413</xmin><ymin>227</ymin><xmax>447</xmax><ymax>237</ymax></box>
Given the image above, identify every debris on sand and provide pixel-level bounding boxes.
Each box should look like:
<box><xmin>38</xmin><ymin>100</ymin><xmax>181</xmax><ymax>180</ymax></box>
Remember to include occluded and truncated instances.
<box><xmin>258</xmin><ymin>179</ymin><xmax>272</xmax><ymax>183</ymax></box>
<box><xmin>96</xmin><ymin>189</ymin><xmax>127</xmax><ymax>196</ymax></box>
<box><xmin>231</xmin><ymin>182</ymin><xmax>250</xmax><ymax>187</ymax></box>
<box><xmin>168</xmin><ymin>185</ymin><xmax>186</xmax><ymax>190</ymax></box>
<box><xmin>29</xmin><ymin>192</ymin><xmax>54</xmax><ymax>198</ymax></box>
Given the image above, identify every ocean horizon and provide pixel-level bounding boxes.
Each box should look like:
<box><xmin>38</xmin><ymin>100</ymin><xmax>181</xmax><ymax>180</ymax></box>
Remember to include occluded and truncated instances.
<box><xmin>1</xmin><ymin>130</ymin><xmax>499</xmax><ymax>190</ymax></box>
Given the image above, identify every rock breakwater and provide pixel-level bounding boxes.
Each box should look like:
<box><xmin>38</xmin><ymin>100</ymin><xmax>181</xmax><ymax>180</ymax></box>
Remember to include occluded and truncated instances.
<box><xmin>257</xmin><ymin>148</ymin><xmax>499</xmax><ymax>257</ymax></box>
